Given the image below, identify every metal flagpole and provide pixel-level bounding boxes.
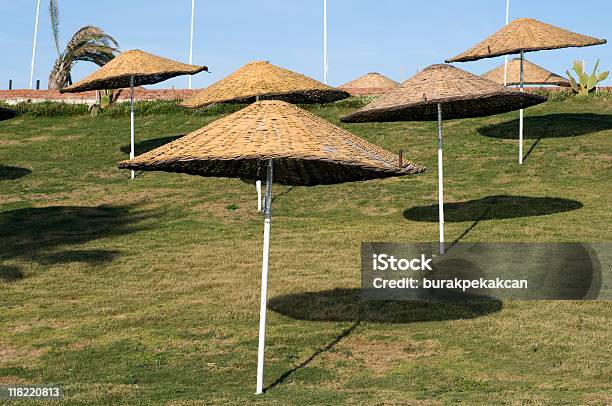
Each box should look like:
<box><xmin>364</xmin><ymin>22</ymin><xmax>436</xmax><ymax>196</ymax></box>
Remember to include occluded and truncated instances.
<box><xmin>29</xmin><ymin>0</ymin><xmax>41</xmax><ymax>90</ymax></box>
<box><xmin>503</xmin><ymin>0</ymin><xmax>510</xmax><ymax>86</ymax></box>
<box><xmin>256</xmin><ymin>159</ymin><xmax>273</xmax><ymax>395</ymax></box>
<box><xmin>188</xmin><ymin>0</ymin><xmax>195</xmax><ymax>89</ymax></box>
<box><xmin>437</xmin><ymin>103</ymin><xmax>445</xmax><ymax>255</ymax></box>
<box><xmin>323</xmin><ymin>0</ymin><xmax>328</xmax><ymax>84</ymax></box>
<box><xmin>519</xmin><ymin>50</ymin><xmax>524</xmax><ymax>165</ymax></box>
<box><xmin>130</xmin><ymin>76</ymin><xmax>136</xmax><ymax>179</ymax></box>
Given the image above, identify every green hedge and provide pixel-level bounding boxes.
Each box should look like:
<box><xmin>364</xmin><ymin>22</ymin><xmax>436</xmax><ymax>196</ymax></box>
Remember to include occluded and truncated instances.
<box><xmin>2</xmin><ymin>92</ymin><xmax>607</xmax><ymax>118</ymax></box>
<box><xmin>0</xmin><ymin>97</ymin><xmax>374</xmax><ymax>118</ymax></box>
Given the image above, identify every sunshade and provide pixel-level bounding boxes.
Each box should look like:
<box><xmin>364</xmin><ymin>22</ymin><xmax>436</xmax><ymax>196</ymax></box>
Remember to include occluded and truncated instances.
<box><xmin>61</xmin><ymin>49</ymin><xmax>208</xmax><ymax>179</ymax></box>
<box><xmin>119</xmin><ymin>99</ymin><xmax>425</xmax><ymax>394</ymax></box>
<box><xmin>339</xmin><ymin>72</ymin><xmax>399</xmax><ymax>95</ymax></box>
<box><xmin>445</xmin><ymin>18</ymin><xmax>606</xmax><ymax>63</ymax></box>
<box><xmin>60</xmin><ymin>49</ymin><xmax>208</xmax><ymax>92</ymax></box>
<box><xmin>446</xmin><ymin>18</ymin><xmax>606</xmax><ymax>164</ymax></box>
<box><xmin>120</xmin><ymin>100</ymin><xmax>424</xmax><ymax>185</ymax></box>
<box><xmin>341</xmin><ymin>64</ymin><xmax>546</xmax><ymax>122</ymax></box>
<box><xmin>180</xmin><ymin>61</ymin><xmax>349</xmax><ymax>108</ymax></box>
<box><xmin>342</xmin><ymin>64</ymin><xmax>547</xmax><ymax>254</ymax></box>
<box><xmin>483</xmin><ymin>58</ymin><xmax>570</xmax><ymax>87</ymax></box>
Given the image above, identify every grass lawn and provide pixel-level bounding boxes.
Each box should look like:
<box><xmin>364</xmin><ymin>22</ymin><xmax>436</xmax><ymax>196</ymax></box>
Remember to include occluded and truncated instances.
<box><xmin>0</xmin><ymin>95</ymin><xmax>611</xmax><ymax>405</ymax></box>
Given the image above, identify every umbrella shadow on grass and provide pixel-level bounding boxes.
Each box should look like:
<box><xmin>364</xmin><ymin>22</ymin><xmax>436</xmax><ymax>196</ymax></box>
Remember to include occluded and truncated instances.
<box><xmin>0</xmin><ymin>264</ymin><xmax>24</xmax><ymax>282</ymax></box>
<box><xmin>266</xmin><ymin>289</ymin><xmax>501</xmax><ymax>392</ymax></box>
<box><xmin>477</xmin><ymin>113</ymin><xmax>612</xmax><ymax>139</ymax></box>
<box><xmin>0</xmin><ymin>205</ymin><xmax>154</xmax><ymax>281</ymax></box>
<box><xmin>0</xmin><ymin>165</ymin><xmax>31</xmax><ymax>181</ymax></box>
<box><xmin>477</xmin><ymin>113</ymin><xmax>612</xmax><ymax>162</ymax></box>
<box><xmin>404</xmin><ymin>195</ymin><xmax>583</xmax><ymax>246</ymax></box>
<box><xmin>120</xmin><ymin>134</ymin><xmax>184</xmax><ymax>156</ymax></box>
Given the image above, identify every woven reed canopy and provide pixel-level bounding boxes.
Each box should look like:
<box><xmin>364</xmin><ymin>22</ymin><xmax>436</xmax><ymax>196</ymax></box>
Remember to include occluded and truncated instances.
<box><xmin>119</xmin><ymin>100</ymin><xmax>424</xmax><ymax>185</ymax></box>
<box><xmin>60</xmin><ymin>50</ymin><xmax>208</xmax><ymax>93</ymax></box>
<box><xmin>339</xmin><ymin>72</ymin><xmax>399</xmax><ymax>95</ymax></box>
<box><xmin>483</xmin><ymin>58</ymin><xmax>570</xmax><ymax>87</ymax></box>
<box><xmin>446</xmin><ymin>18</ymin><xmax>606</xmax><ymax>63</ymax></box>
<box><xmin>341</xmin><ymin>64</ymin><xmax>547</xmax><ymax>123</ymax></box>
<box><xmin>180</xmin><ymin>61</ymin><xmax>349</xmax><ymax>108</ymax></box>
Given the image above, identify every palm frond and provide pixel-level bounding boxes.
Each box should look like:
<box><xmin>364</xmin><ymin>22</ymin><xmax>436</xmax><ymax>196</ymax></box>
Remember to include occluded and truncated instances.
<box><xmin>48</xmin><ymin>0</ymin><xmax>61</xmax><ymax>56</ymax></box>
<box><xmin>48</xmin><ymin>25</ymin><xmax>120</xmax><ymax>90</ymax></box>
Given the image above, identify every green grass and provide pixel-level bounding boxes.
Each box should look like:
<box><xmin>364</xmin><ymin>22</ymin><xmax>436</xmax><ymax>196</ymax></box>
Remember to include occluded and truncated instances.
<box><xmin>0</xmin><ymin>96</ymin><xmax>611</xmax><ymax>405</ymax></box>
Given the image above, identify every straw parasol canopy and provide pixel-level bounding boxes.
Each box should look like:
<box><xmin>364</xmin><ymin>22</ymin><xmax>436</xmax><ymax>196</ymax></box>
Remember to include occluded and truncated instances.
<box><xmin>341</xmin><ymin>64</ymin><xmax>547</xmax><ymax>123</ymax></box>
<box><xmin>483</xmin><ymin>58</ymin><xmax>570</xmax><ymax>87</ymax></box>
<box><xmin>119</xmin><ymin>100</ymin><xmax>425</xmax><ymax>185</ymax></box>
<box><xmin>339</xmin><ymin>72</ymin><xmax>399</xmax><ymax>95</ymax></box>
<box><xmin>60</xmin><ymin>49</ymin><xmax>208</xmax><ymax>93</ymax></box>
<box><xmin>445</xmin><ymin>18</ymin><xmax>607</xmax><ymax>63</ymax></box>
<box><xmin>180</xmin><ymin>61</ymin><xmax>349</xmax><ymax>108</ymax></box>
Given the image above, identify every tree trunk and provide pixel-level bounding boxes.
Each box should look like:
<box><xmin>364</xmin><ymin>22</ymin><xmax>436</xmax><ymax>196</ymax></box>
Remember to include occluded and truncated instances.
<box><xmin>48</xmin><ymin>58</ymin><xmax>69</xmax><ymax>90</ymax></box>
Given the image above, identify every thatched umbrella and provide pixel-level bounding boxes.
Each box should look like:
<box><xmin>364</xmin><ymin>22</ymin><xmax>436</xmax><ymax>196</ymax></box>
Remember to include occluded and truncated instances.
<box><xmin>181</xmin><ymin>60</ymin><xmax>350</xmax><ymax>211</ymax></box>
<box><xmin>342</xmin><ymin>64</ymin><xmax>546</xmax><ymax>254</ymax></box>
<box><xmin>339</xmin><ymin>72</ymin><xmax>399</xmax><ymax>95</ymax></box>
<box><xmin>446</xmin><ymin>18</ymin><xmax>606</xmax><ymax>164</ymax></box>
<box><xmin>181</xmin><ymin>61</ymin><xmax>349</xmax><ymax>108</ymax></box>
<box><xmin>119</xmin><ymin>100</ymin><xmax>425</xmax><ymax>394</ymax></box>
<box><xmin>61</xmin><ymin>49</ymin><xmax>208</xmax><ymax>179</ymax></box>
<box><xmin>483</xmin><ymin>58</ymin><xmax>570</xmax><ymax>87</ymax></box>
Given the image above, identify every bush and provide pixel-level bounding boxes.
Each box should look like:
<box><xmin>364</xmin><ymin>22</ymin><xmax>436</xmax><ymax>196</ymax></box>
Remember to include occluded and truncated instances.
<box><xmin>0</xmin><ymin>99</ymin><xmax>248</xmax><ymax>118</ymax></box>
<box><xmin>0</xmin><ymin>106</ymin><xmax>17</xmax><ymax>121</ymax></box>
<box><xmin>0</xmin><ymin>101</ymin><xmax>89</xmax><ymax>117</ymax></box>
<box><xmin>530</xmin><ymin>88</ymin><xmax>611</xmax><ymax>103</ymax></box>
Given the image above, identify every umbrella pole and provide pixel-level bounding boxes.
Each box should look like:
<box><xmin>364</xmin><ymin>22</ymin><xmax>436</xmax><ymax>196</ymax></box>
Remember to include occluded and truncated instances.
<box><xmin>256</xmin><ymin>181</ymin><xmax>262</xmax><ymax>212</ymax></box>
<box><xmin>256</xmin><ymin>159</ymin><xmax>273</xmax><ymax>395</ymax></box>
<box><xmin>130</xmin><ymin>75</ymin><xmax>135</xmax><ymax>179</ymax></box>
<box><xmin>519</xmin><ymin>50</ymin><xmax>524</xmax><ymax>165</ymax></box>
<box><xmin>255</xmin><ymin>95</ymin><xmax>262</xmax><ymax>212</ymax></box>
<box><xmin>437</xmin><ymin>103</ymin><xmax>445</xmax><ymax>255</ymax></box>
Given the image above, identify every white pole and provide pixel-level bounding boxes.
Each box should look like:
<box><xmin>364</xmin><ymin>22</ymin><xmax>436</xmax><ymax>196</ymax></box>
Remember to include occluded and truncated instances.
<box><xmin>323</xmin><ymin>0</ymin><xmax>328</xmax><ymax>84</ymax></box>
<box><xmin>256</xmin><ymin>159</ymin><xmax>273</xmax><ymax>395</ymax></box>
<box><xmin>29</xmin><ymin>0</ymin><xmax>41</xmax><ymax>90</ymax></box>
<box><xmin>503</xmin><ymin>0</ymin><xmax>510</xmax><ymax>86</ymax></box>
<box><xmin>130</xmin><ymin>76</ymin><xmax>135</xmax><ymax>179</ymax></box>
<box><xmin>188</xmin><ymin>0</ymin><xmax>195</xmax><ymax>89</ymax></box>
<box><xmin>255</xmin><ymin>95</ymin><xmax>262</xmax><ymax>212</ymax></box>
<box><xmin>437</xmin><ymin>103</ymin><xmax>445</xmax><ymax>255</ymax></box>
<box><xmin>519</xmin><ymin>50</ymin><xmax>524</xmax><ymax>165</ymax></box>
<box><xmin>256</xmin><ymin>181</ymin><xmax>262</xmax><ymax>212</ymax></box>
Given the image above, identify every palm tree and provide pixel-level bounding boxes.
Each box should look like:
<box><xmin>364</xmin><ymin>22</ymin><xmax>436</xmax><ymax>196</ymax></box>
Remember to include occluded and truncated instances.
<box><xmin>47</xmin><ymin>0</ymin><xmax>119</xmax><ymax>90</ymax></box>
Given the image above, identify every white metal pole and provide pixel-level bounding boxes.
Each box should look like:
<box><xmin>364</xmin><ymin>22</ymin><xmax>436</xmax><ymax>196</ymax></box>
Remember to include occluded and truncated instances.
<box><xmin>519</xmin><ymin>50</ymin><xmax>524</xmax><ymax>165</ymax></box>
<box><xmin>437</xmin><ymin>103</ymin><xmax>445</xmax><ymax>255</ymax></box>
<box><xmin>29</xmin><ymin>0</ymin><xmax>41</xmax><ymax>90</ymax></box>
<box><xmin>323</xmin><ymin>0</ymin><xmax>328</xmax><ymax>84</ymax></box>
<box><xmin>503</xmin><ymin>0</ymin><xmax>510</xmax><ymax>86</ymax></box>
<box><xmin>188</xmin><ymin>0</ymin><xmax>195</xmax><ymax>89</ymax></box>
<box><xmin>256</xmin><ymin>181</ymin><xmax>262</xmax><ymax>212</ymax></box>
<box><xmin>256</xmin><ymin>159</ymin><xmax>273</xmax><ymax>395</ymax></box>
<box><xmin>130</xmin><ymin>76</ymin><xmax>135</xmax><ymax>179</ymax></box>
<box><xmin>255</xmin><ymin>95</ymin><xmax>262</xmax><ymax>212</ymax></box>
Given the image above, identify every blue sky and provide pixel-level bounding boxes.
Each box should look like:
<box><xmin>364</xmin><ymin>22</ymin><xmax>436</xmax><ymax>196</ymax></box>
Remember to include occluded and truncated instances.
<box><xmin>2</xmin><ymin>0</ymin><xmax>610</xmax><ymax>90</ymax></box>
